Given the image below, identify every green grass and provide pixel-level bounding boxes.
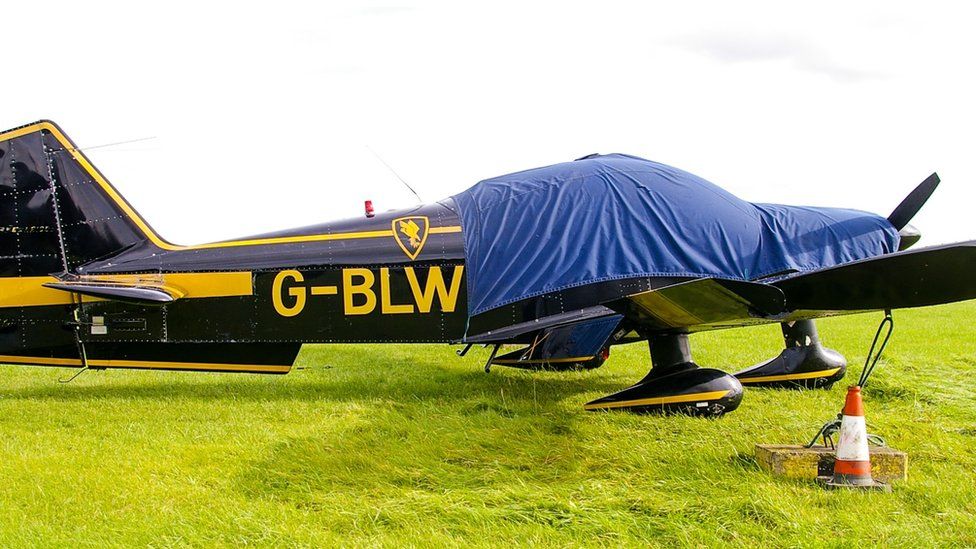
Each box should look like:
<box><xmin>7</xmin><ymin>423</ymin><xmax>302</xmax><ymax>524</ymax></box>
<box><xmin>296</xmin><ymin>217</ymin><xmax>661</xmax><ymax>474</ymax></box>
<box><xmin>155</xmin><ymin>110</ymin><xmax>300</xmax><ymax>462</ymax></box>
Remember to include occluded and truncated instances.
<box><xmin>1</xmin><ymin>303</ymin><xmax>976</xmax><ymax>547</ymax></box>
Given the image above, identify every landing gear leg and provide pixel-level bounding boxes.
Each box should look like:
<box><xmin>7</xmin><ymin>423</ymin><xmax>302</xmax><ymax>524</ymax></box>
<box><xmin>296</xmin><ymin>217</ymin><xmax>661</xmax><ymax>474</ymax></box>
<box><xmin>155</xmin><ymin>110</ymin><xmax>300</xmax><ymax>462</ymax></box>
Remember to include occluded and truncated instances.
<box><xmin>584</xmin><ymin>333</ymin><xmax>743</xmax><ymax>416</ymax></box>
<box><xmin>733</xmin><ymin>320</ymin><xmax>846</xmax><ymax>389</ymax></box>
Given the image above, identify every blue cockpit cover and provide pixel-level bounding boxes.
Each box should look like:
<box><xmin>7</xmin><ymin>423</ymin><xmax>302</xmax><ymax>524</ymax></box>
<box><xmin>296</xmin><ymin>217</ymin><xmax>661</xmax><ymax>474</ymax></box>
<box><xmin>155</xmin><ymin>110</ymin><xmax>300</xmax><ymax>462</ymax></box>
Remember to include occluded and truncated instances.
<box><xmin>452</xmin><ymin>154</ymin><xmax>899</xmax><ymax>316</ymax></box>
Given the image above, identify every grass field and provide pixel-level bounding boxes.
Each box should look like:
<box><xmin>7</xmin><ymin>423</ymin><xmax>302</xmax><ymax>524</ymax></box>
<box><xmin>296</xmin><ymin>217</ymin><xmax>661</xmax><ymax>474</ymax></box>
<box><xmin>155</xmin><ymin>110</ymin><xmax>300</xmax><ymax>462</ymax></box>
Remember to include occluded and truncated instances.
<box><xmin>1</xmin><ymin>303</ymin><xmax>975</xmax><ymax>547</ymax></box>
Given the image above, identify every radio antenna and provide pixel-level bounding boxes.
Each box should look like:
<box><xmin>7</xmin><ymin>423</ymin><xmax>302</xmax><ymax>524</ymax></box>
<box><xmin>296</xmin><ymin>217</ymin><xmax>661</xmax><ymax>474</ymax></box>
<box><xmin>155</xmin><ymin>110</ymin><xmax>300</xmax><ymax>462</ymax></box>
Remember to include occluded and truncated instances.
<box><xmin>69</xmin><ymin>135</ymin><xmax>157</xmax><ymax>152</ymax></box>
<box><xmin>366</xmin><ymin>145</ymin><xmax>423</xmax><ymax>203</ymax></box>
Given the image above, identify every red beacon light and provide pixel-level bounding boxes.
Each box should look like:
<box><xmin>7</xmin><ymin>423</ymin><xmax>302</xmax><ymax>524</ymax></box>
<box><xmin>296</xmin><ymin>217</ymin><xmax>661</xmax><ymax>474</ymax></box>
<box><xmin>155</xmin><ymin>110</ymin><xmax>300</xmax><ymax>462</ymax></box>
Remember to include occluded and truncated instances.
<box><xmin>364</xmin><ymin>200</ymin><xmax>375</xmax><ymax>218</ymax></box>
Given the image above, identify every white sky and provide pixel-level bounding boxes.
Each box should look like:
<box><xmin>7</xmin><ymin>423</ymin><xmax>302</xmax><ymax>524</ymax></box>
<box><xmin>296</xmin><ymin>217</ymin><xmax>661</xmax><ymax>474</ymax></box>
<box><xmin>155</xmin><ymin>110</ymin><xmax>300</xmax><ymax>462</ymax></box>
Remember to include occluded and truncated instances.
<box><xmin>2</xmin><ymin>1</ymin><xmax>974</xmax><ymax>245</ymax></box>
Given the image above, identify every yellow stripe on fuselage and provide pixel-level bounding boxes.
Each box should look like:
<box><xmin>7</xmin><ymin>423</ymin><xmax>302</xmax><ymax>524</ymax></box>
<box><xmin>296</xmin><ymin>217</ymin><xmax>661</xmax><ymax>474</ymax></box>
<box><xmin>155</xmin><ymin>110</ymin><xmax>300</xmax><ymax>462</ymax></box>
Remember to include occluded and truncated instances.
<box><xmin>191</xmin><ymin>226</ymin><xmax>461</xmax><ymax>250</ymax></box>
<box><xmin>0</xmin><ymin>354</ymin><xmax>290</xmax><ymax>373</ymax></box>
<box><xmin>0</xmin><ymin>272</ymin><xmax>253</xmax><ymax>308</ymax></box>
<box><xmin>0</xmin><ymin>122</ymin><xmax>462</xmax><ymax>252</ymax></box>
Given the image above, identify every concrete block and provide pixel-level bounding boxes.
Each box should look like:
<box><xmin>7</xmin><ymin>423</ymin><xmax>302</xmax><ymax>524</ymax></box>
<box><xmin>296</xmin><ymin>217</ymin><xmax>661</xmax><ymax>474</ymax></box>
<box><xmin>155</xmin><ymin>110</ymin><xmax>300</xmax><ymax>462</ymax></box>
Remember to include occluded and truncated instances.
<box><xmin>755</xmin><ymin>444</ymin><xmax>907</xmax><ymax>483</ymax></box>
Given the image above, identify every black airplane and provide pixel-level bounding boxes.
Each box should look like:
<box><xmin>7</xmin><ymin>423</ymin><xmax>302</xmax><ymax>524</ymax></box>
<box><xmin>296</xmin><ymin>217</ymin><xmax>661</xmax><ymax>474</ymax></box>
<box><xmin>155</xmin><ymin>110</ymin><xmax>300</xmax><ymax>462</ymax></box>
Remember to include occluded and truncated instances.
<box><xmin>1</xmin><ymin>121</ymin><xmax>973</xmax><ymax>416</ymax></box>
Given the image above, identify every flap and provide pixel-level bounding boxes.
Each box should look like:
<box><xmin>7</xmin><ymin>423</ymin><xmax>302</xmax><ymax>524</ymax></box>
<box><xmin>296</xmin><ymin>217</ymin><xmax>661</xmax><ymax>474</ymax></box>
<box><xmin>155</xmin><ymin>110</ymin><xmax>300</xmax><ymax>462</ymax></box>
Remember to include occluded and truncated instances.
<box><xmin>605</xmin><ymin>278</ymin><xmax>785</xmax><ymax>331</ymax></box>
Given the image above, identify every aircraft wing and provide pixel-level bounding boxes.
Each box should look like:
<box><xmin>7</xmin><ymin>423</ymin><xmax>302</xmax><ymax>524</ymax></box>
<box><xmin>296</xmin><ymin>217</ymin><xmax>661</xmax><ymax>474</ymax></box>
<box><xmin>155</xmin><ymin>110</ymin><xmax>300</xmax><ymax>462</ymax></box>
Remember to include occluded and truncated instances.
<box><xmin>471</xmin><ymin>278</ymin><xmax>785</xmax><ymax>366</ymax></box>
<box><xmin>604</xmin><ymin>278</ymin><xmax>786</xmax><ymax>332</ymax></box>
<box><xmin>603</xmin><ymin>241</ymin><xmax>976</xmax><ymax>333</ymax></box>
<box><xmin>774</xmin><ymin>240</ymin><xmax>976</xmax><ymax>312</ymax></box>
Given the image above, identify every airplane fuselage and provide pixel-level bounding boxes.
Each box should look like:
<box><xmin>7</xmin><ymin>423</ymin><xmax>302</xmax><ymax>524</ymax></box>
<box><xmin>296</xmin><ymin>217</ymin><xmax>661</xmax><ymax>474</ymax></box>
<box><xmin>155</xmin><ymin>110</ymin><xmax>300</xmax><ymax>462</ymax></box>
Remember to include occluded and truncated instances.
<box><xmin>4</xmin><ymin>121</ymin><xmax>975</xmax><ymax>418</ymax></box>
<box><xmin>70</xmin><ymin>201</ymin><xmax>471</xmax><ymax>346</ymax></box>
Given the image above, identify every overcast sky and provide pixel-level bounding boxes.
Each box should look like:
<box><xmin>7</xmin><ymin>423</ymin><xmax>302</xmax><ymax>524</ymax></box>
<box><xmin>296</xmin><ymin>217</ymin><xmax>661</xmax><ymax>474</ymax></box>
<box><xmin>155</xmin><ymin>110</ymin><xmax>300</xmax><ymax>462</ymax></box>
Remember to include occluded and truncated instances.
<box><xmin>3</xmin><ymin>1</ymin><xmax>973</xmax><ymax>245</ymax></box>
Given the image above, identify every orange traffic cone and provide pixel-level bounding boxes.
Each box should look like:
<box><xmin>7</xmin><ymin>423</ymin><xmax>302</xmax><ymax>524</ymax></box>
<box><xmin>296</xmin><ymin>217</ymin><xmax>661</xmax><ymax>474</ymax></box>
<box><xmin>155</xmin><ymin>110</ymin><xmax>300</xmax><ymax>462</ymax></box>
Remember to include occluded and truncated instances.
<box><xmin>825</xmin><ymin>386</ymin><xmax>889</xmax><ymax>490</ymax></box>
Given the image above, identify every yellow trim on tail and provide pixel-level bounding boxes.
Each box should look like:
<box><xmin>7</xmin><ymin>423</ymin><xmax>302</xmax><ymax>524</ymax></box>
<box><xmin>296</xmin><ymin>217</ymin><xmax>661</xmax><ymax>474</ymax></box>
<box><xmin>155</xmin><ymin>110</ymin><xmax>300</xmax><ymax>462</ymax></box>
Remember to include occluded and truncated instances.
<box><xmin>0</xmin><ymin>122</ymin><xmax>179</xmax><ymax>250</ymax></box>
<box><xmin>0</xmin><ymin>122</ymin><xmax>462</xmax><ymax>252</ymax></box>
<box><xmin>737</xmin><ymin>367</ymin><xmax>842</xmax><ymax>384</ymax></box>
<box><xmin>584</xmin><ymin>389</ymin><xmax>731</xmax><ymax>410</ymax></box>
<box><xmin>0</xmin><ymin>354</ymin><xmax>290</xmax><ymax>373</ymax></box>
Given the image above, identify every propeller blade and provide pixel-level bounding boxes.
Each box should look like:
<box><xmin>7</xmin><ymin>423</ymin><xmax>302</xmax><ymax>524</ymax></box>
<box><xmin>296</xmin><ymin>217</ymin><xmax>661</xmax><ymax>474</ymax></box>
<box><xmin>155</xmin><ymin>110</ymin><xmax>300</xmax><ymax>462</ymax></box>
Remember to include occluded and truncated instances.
<box><xmin>887</xmin><ymin>172</ymin><xmax>940</xmax><ymax>230</ymax></box>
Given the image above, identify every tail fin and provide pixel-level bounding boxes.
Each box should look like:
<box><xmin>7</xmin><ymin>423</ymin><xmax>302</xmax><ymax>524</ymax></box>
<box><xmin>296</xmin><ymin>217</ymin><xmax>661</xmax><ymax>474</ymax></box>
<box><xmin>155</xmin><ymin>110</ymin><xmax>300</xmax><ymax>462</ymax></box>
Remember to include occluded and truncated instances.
<box><xmin>0</xmin><ymin>120</ymin><xmax>169</xmax><ymax>276</ymax></box>
<box><xmin>0</xmin><ymin>122</ymin><xmax>302</xmax><ymax>374</ymax></box>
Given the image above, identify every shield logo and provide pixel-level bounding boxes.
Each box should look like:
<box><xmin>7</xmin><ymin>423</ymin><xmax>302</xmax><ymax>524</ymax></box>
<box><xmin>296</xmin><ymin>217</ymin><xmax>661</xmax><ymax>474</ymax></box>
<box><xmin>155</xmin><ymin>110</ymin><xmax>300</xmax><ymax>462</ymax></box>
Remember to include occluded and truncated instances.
<box><xmin>392</xmin><ymin>216</ymin><xmax>429</xmax><ymax>260</ymax></box>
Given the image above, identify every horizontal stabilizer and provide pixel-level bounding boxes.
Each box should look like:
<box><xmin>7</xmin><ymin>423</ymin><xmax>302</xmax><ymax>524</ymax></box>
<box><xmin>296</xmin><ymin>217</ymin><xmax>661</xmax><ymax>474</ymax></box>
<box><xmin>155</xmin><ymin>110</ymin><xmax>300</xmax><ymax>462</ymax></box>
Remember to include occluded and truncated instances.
<box><xmin>43</xmin><ymin>280</ymin><xmax>183</xmax><ymax>305</ymax></box>
<box><xmin>775</xmin><ymin>240</ymin><xmax>976</xmax><ymax>311</ymax></box>
<box><xmin>606</xmin><ymin>278</ymin><xmax>785</xmax><ymax>331</ymax></box>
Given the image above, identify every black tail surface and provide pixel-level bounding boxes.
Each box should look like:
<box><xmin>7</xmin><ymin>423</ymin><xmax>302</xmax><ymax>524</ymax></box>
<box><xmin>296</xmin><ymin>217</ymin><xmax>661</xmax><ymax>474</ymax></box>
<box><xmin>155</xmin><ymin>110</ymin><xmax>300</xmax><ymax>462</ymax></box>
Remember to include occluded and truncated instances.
<box><xmin>0</xmin><ymin>122</ymin><xmax>298</xmax><ymax>374</ymax></box>
<box><xmin>0</xmin><ymin>120</ymin><xmax>166</xmax><ymax>277</ymax></box>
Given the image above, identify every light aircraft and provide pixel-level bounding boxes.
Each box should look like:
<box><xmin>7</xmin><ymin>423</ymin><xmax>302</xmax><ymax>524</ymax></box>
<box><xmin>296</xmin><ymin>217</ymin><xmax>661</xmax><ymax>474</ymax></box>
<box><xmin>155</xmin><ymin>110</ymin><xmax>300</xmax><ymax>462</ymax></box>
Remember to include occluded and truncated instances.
<box><xmin>1</xmin><ymin>121</ymin><xmax>973</xmax><ymax>415</ymax></box>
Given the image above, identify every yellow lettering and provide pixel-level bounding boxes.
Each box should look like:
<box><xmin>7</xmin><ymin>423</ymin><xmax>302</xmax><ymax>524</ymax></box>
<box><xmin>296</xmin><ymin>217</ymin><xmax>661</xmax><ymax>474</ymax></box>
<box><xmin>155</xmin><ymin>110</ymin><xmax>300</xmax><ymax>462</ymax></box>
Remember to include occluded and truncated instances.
<box><xmin>272</xmin><ymin>270</ymin><xmax>306</xmax><ymax>317</ymax></box>
<box><xmin>405</xmin><ymin>265</ymin><xmax>464</xmax><ymax>313</ymax></box>
<box><xmin>380</xmin><ymin>268</ymin><xmax>414</xmax><ymax>314</ymax></box>
<box><xmin>343</xmin><ymin>268</ymin><xmax>376</xmax><ymax>315</ymax></box>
